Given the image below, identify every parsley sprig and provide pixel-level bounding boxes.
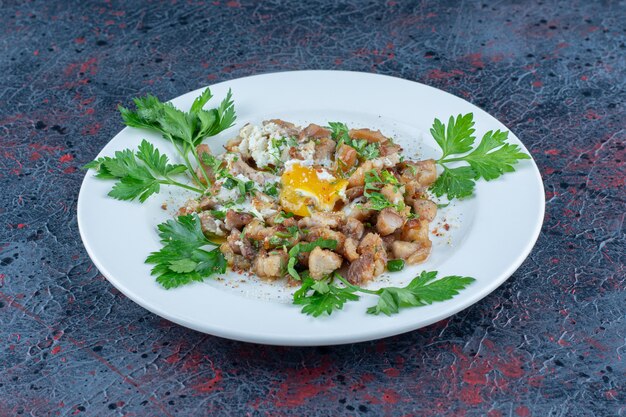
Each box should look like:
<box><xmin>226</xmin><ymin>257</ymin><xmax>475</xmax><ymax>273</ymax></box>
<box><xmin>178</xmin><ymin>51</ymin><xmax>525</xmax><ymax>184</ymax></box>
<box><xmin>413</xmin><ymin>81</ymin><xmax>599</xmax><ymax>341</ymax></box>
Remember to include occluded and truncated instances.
<box><xmin>146</xmin><ymin>214</ymin><xmax>226</xmax><ymax>289</ymax></box>
<box><xmin>86</xmin><ymin>88</ymin><xmax>236</xmax><ymax>201</ymax></box>
<box><xmin>294</xmin><ymin>271</ymin><xmax>475</xmax><ymax>317</ymax></box>
<box><xmin>430</xmin><ymin>113</ymin><xmax>530</xmax><ymax>199</ymax></box>
<box><xmin>84</xmin><ymin>140</ymin><xmax>201</xmax><ymax>202</ymax></box>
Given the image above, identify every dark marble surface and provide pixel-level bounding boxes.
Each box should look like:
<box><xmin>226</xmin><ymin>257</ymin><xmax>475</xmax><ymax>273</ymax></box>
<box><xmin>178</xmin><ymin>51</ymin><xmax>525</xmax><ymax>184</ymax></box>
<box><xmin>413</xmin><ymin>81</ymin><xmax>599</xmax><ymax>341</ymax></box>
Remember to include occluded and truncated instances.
<box><xmin>1</xmin><ymin>1</ymin><xmax>624</xmax><ymax>416</ymax></box>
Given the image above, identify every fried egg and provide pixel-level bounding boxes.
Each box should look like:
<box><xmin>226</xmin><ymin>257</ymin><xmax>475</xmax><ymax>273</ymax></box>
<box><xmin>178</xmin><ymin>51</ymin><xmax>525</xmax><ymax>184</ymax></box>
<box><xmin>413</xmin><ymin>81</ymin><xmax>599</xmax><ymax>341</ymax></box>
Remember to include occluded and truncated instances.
<box><xmin>280</xmin><ymin>163</ymin><xmax>348</xmax><ymax>216</ymax></box>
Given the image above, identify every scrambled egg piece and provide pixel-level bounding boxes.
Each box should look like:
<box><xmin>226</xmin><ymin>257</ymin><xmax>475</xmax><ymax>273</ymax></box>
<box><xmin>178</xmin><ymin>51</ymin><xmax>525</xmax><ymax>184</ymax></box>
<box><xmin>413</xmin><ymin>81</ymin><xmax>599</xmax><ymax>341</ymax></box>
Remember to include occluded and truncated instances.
<box><xmin>280</xmin><ymin>163</ymin><xmax>348</xmax><ymax>216</ymax></box>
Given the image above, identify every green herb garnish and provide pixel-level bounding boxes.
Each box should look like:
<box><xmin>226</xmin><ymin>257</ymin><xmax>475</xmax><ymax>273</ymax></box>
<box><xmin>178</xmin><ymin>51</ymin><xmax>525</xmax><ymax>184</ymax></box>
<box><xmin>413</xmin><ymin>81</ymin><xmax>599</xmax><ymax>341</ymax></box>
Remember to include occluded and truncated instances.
<box><xmin>84</xmin><ymin>140</ymin><xmax>198</xmax><ymax>202</ymax></box>
<box><xmin>430</xmin><ymin>113</ymin><xmax>530</xmax><ymax>200</ymax></box>
<box><xmin>386</xmin><ymin>259</ymin><xmax>405</xmax><ymax>272</ymax></box>
<box><xmin>145</xmin><ymin>214</ymin><xmax>226</xmax><ymax>289</ymax></box>
<box><xmin>294</xmin><ymin>271</ymin><xmax>475</xmax><ymax>317</ymax></box>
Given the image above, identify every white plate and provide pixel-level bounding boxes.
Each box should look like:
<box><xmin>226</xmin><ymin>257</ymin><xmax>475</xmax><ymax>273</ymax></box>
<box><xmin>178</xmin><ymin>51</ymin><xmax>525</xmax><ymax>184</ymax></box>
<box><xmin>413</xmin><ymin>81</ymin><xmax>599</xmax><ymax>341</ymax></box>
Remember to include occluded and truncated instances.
<box><xmin>77</xmin><ymin>70</ymin><xmax>544</xmax><ymax>346</ymax></box>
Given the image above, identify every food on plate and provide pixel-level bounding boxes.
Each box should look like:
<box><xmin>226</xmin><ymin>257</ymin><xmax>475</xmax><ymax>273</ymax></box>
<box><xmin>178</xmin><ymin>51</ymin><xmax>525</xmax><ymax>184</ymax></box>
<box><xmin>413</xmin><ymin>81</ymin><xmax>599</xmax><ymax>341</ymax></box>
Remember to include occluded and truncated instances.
<box><xmin>174</xmin><ymin>118</ymin><xmax>441</xmax><ymax>287</ymax></box>
<box><xmin>85</xmin><ymin>88</ymin><xmax>529</xmax><ymax>316</ymax></box>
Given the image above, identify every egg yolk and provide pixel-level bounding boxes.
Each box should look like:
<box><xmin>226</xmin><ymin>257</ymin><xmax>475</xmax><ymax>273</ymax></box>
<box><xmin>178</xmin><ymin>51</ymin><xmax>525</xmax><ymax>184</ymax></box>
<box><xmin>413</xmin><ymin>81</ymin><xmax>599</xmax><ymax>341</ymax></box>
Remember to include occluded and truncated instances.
<box><xmin>280</xmin><ymin>163</ymin><xmax>348</xmax><ymax>216</ymax></box>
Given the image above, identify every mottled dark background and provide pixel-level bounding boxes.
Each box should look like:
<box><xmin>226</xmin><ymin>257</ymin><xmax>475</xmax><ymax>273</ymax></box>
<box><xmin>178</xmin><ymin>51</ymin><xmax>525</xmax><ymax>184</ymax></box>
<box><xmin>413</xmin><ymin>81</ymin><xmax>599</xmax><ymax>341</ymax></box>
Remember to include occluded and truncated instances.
<box><xmin>1</xmin><ymin>0</ymin><xmax>624</xmax><ymax>416</ymax></box>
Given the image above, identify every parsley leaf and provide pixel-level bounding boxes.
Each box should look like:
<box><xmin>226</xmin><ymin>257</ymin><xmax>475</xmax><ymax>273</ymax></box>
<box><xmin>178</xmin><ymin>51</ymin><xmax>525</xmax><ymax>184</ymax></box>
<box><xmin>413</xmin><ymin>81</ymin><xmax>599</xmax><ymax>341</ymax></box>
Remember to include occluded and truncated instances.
<box><xmin>430</xmin><ymin>166</ymin><xmax>476</xmax><ymax>200</ymax></box>
<box><xmin>263</xmin><ymin>182</ymin><xmax>280</xmax><ymax>197</ymax></box>
<box><xmin>293</xmin><ymin>276</ymin><xmax>360</xmax><ymax>317</ymax></box>
<box><xmin>85</xmin><ymin>140</ymin><xmax>198</xmax><ymax>202</ymax></box>
<box><xmin>430</xmin><ymin>114</ymin><xmax>476</xmax><ymax>159</ymax></box>
<box><xmin>430</xmin><ymin>113</ymin><xmax>530</xmax><ymax>200</ymax></box>
<box><xmin>366</xmin><ymin>271</ymin><xmax>475</xmax><ymax>316</ymax></box>
<box><xmin>462</xmin><ymin>130</ymin><xmax>531</xmax><ymax>180</ymax></box>
<box><xmin>136</xmin><ymin>140</ymin><xmax>188</xmax><ymax>176</ymax></box>
<box><xmin>145</xmin><ymin>214</ymin><xmax>226</xmax><ymax>289</ymax></box>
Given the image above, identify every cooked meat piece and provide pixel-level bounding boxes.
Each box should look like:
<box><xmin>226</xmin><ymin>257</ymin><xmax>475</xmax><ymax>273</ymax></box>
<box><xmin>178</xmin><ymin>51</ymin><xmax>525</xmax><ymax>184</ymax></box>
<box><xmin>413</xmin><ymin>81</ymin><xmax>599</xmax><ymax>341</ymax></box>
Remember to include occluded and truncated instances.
<box><xmin>402</xmin><ymin>180</ymin><xmax>426</xmax><ymax>205</ymax></box>
<box><xmin>414</xmin><ymin>159</ymin><xmax>437</xmax><ymax>186</ymax></box>
<box><xmin>243</xmin><ymin>219</ymin><xmax>275</xmax><ymax>241</ymax></box>
<box><xmin>380</xmin><ymin>184</ymin><xmax>404</xmax><ymax>205</ymax></box>
<box><xmin>224</xmin><ymin>210</ymin><xmax>254</xmax><ymax>231</ymax></box>
<box><xmin>232</xmin><ymin>254</ymin><xmax>252</xmax><ymax>271</ymax></box>
<box><xmin>220</xmin><ymin>242</ymin><xmax>234</xmax><ymax>259</ymax></box>
<box><xmin>357</xmin><ymin>233</ymin><xmax>387</xmax><ymax>278</ymax></box>
<box><xmin>231</xmin><ymin>158</ymin><xmax>276</xmax><ymax>185</ymax></box>
<box><xmin>379</xmin><ymin>141</ymin><xmax>402</xmax><ymax>156</ymax></box>
<box><xmin>348</xmin><ymin>161</ymin><xmax>373</xmax><ymax>187</ymax></box>
<box><xmin>298</xmin><ymin>212</ymin><xmax>345</xmax><ymax>229</ymax></box>
<box><xmin>308</xmin><ymin>247</ymin><xmax>343</xmax><ymax>279</ymax></box>
<box><xmin>343</xmin><ymin>201</ymin><xmax>375</xmax><ymax>222</ymax></box>
<box><xmin>266</xmin><ymin>212</ymin><xmax>297</xmax><ymax>227</ymax></box>
<box><xmin>306</xmin><ymin>227</ymin><xmax>346</xmax><ymax>252</ymax></box>
<box><xmin>412</xmin><ymin>199</ymin><xmax>437</xmax><ymax>222</ymax></box>
<box><xmin>406</xmin><ymin>240</ymin><xmax>432</xmax><ymax>264</ymax></box>
<box><xmin>264</xmin><ymin>119</ymin><xmax>299</xmax><ymax>136</ymax></box>
<box><xmin>391</xmin><ymin>241</ymin><xmax>421</xmax><ymax>259</ymax></box>
<box><xmin>198</xmin><ymin>195</ymin><xmax>217</xmax><ymax>210</ymax></box>
<box><xmin>373</xmin><ymin>256</ymin><xmax>386</xmax><ymax>277</ymax></box>
<box><xmin>342</xmin><ymin>217</ymin><xmax>365</xmax><ymax>240</ymax></box>
<box><xmin>376</xmin><ymin>208</ymin><xmax>405</xmax><ymax>236</ymax></box>
<box><xmin>402</xmin><ymin>159</ymin><xmax>437</xmax><ymax>187</ymax></box>
<box><xmin>226</xmin><ymin>229</ymin><xmax>242</xmax><ymax>254</ymax></box>
<box><xmin>381</xmin><ymin>233</ymin><xmax>401</xmax><ymax>253</ymax></box>
<box><xmin>179</xmin><ymin>198</ymin><xmax>200</xmax><ymax>215</ymax></box>
<box><xmin>220</xmin><ymin>242</ymin><xmax>252</xmax><ymax>271</ymax></box>
<box><xmin>198</xmin><ymin>211</ymin><xmax>226</xmax><ymax>236</ymax></box>
<box><xmin>345</xmin><ymin>186</ymin><xmax>364</xmax><ymax>201</ymax></box>
<box><xmin>347</xmin><ymin>154</ymin><xmax>402</xmax><ymax>187</ymax></box>
<box><xmin>299</xmin><ymin>123</ymin><xmax>331</xmax><ymax>141</ymax></box>
<box><xmin>313</xmin><ymin>137</ymin><xmax>336</xmax><ymax>165</ymax></box>
<box><xmin>347</xmin><ymin>252</ymin><xmax>375</xmax><ymax>285</ymax></box>
<box><xmin>336</xmin><ymin>144</ymin><xmax>358</xmax><ymax>172</ymax></box>
<box><xmin>401</xmin><ymin>219</ymin><xmax>430</xmax><ymax>243</ymax></box>
<box><xmin>253</xmin><ymin>249</ymin><xmax>288</xmax><ymax>280</ymax></box>
<box><xmin>227</xmin><ymin>229</ymin><xmax>256</xmax><ymax>259</ymax></box>
<box><xmin>341</xmin><ymin>237</ymin><xmax>360</xmax><ymax>262</ymax></box>
<box><xmin>390</xmin><ymin>239</ymin><xmax>431</xmax><ymax>264</ymax></box>
<box><xmin>349</xmin><ymin>128</ymin><xmax>388</xmax><ymax>143</ymax></box>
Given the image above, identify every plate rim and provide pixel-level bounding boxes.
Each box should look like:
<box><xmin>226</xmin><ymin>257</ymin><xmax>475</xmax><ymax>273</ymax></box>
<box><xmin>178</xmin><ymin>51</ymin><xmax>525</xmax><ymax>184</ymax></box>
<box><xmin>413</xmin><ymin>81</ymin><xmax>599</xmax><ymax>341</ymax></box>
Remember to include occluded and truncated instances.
<box><xmin>77</xmin><ymin>69</ymin><xmax>545</xmax><ymax>346</ymax></box>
